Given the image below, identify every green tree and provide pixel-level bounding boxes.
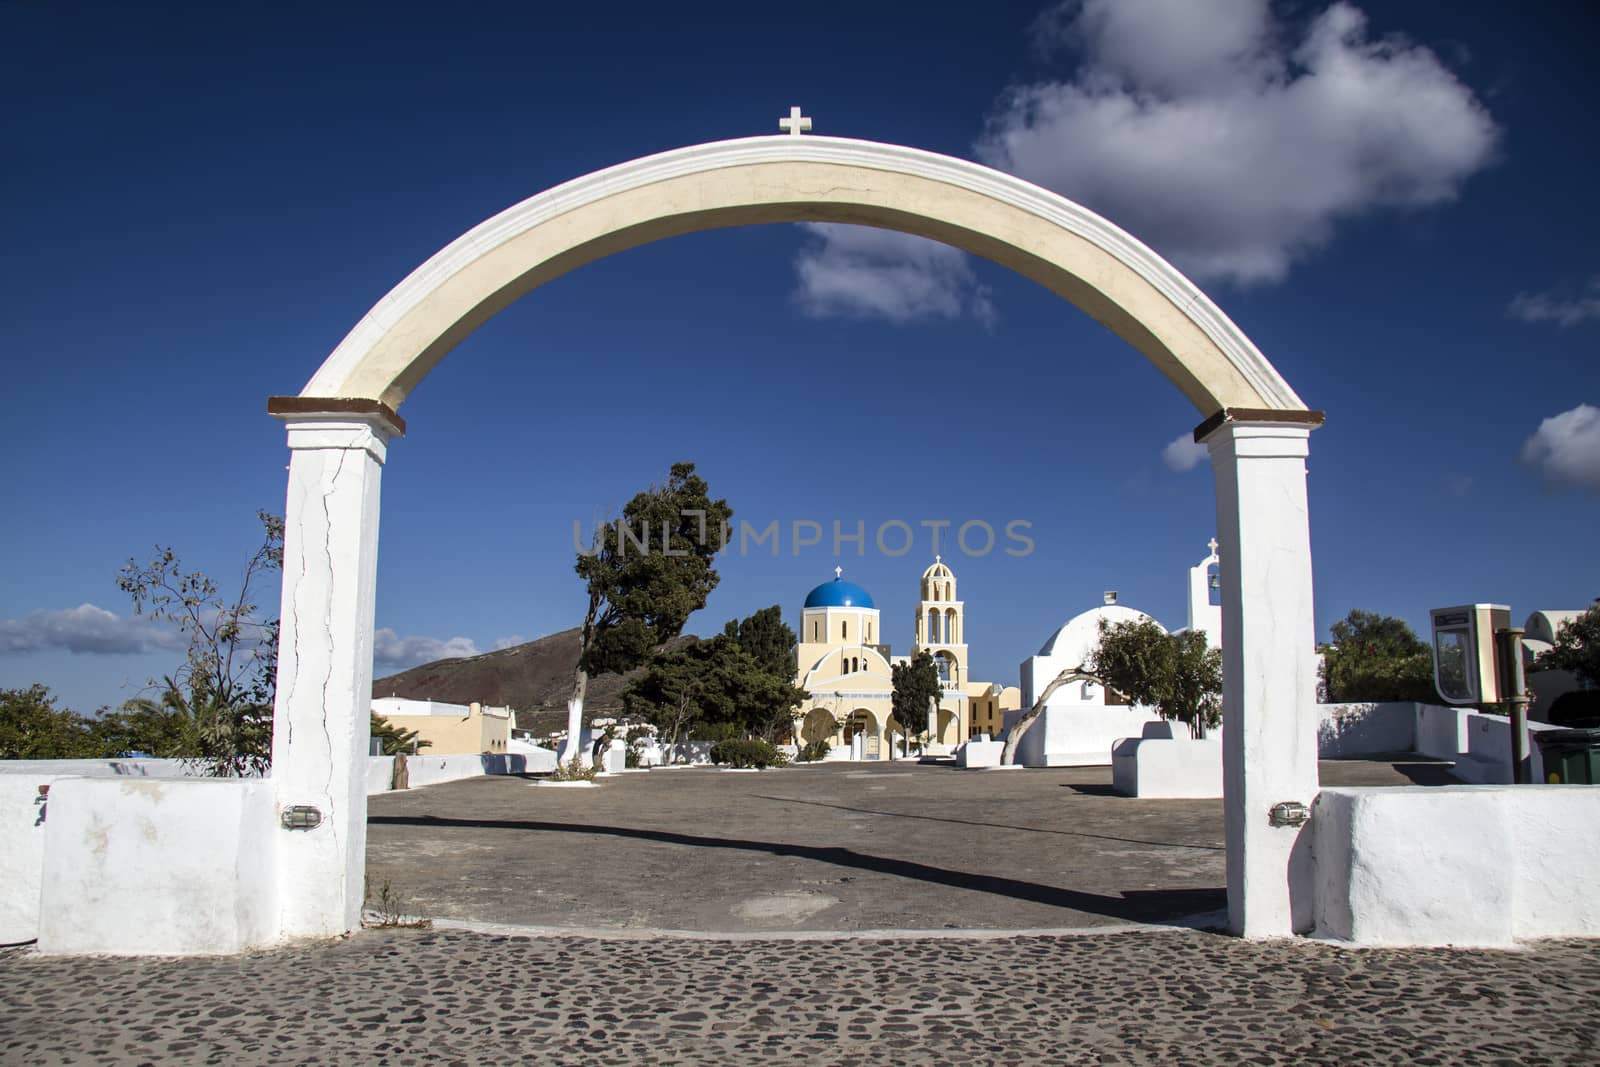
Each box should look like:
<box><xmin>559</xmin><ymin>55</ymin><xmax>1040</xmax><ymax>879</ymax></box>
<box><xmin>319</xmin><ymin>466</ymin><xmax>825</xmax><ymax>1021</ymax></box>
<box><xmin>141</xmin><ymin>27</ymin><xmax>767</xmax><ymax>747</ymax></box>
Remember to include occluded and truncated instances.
<box><xmin>1319</xmin><ymin>609</ymin><xmax>1435</xmax><ymax>704</ymax></box>
<box><xmin>622</xmin><ymin>611</ymin><xmax>807</xmax><ymax>750</ymax></box>
<box><xmin>370</xmin><ymin>713</ymin><xmax>431</xmax><ymax>756</ymax></box>
<box><xmin>721</xmin><ymin>606</ymin><xmax>807</xmax><ymax>742</ymax></box>
<box><xmin>1087</xmin><ymin>620</ymin><xmax>1223</xmax><ymax>739</ymax></box>
<box><xmin>567</xmin><ymin>463</ymin><xmax>732</xmax><ymax>763</ymax></box>
<box><xmin>722</xmin><ymin>605</ymin><xmax>796</xmax><ymax>680</ymax></box>
<box><xmin>891</xmin><ymin>650</ymin><xmax>942</xmax><ymax>756</ymax></box>
<box><xmin>1536</xmin><ymin>604</ymin><xmax>1600</xmax><ymax>687</ymax></box>
<box><xmin>97</xmin><ymin>677</ymin><xmax>204</xmax><ymax>757</ymax></box>
<box><xmin>116</xmin><ymin>511</ymin><xmax>283</xmax><ymax>776</ymax></box>
<box><xmin>0</xmin><ymin>685</ymin><xmax>103</xmax><ymax>759</ymax></box>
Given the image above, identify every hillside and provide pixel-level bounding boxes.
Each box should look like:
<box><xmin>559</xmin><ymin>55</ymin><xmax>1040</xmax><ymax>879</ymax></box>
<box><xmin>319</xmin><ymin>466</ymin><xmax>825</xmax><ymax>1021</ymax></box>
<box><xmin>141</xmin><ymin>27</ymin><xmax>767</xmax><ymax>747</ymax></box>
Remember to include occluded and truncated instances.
<box><xmin>371</xmin><ymin>628</ymin><xmax>691</xmax><ymax>736</ymax></box>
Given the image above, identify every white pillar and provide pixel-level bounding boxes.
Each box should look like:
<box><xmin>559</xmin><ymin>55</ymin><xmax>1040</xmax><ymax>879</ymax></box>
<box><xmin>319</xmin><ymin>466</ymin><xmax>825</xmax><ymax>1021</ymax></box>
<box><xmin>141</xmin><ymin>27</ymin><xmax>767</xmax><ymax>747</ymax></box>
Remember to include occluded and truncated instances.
<box><xmin>271</xmin><ymin>412</ymin><xmax>393</xmax><ymax>940</ymax></box>
<box><xmin>1205</xmin><ymin>421</ymin><xmax>1319</xmax><ymax>938</ymax></box>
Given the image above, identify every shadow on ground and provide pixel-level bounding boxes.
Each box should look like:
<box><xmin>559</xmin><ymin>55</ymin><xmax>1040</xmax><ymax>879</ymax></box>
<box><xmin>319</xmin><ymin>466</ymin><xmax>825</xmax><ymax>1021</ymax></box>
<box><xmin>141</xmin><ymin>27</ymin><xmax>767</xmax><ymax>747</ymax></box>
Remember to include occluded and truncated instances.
<box><xmin>371</xmin><ymin>812</ymin><xmax>1225</xmax><ymax>926</ymax></box>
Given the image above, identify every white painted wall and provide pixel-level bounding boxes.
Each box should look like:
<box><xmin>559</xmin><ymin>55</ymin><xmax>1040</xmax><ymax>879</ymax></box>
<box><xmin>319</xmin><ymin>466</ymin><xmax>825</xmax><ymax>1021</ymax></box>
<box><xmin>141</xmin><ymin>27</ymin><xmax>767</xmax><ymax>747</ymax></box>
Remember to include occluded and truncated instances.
<box><xmin>36</xmin><ymin>777</ymin><xmax>278</xmax><ymax>955</ymax></box>
<box><xmin>1315</xmin><ymin>703</ymin><xmax>1417</xmax><ymax>759</ymax></box>
<box><xmin>640</xmin><ymin>741</ymin><xmax>716</xmax><ymax>766</ymax></box>
<box><xmin>1412</xmin><ymin>704</ymin><xmax>1554</xmax><ymax>784</ymax></box>
<box><xmin>1313</xmin><ymin>785</ymin><xmax>1600</xmax><ymax>946</ymax></box>
<box><xmin>956</xmin><ymin>740</ymin><xmax>1005</xmax><ymax>768</ymax></box>
<box><xmin>0</xmin><ymin>776</ymin><xmax>52</xmax><ymax>944</ymax></box>
<box><xmin>1111</xmin><ymin>734</ymin><xmax>1224</xmax><ymax>798</ymax></box>
<box><xmin>1004</xmin><ymin>702</ymin><xmax>1172</xmax><ymax>767</ymax></box>
<box><xmin>371</xmin><ymin>751</ymin><xmax>556</xmax><ymax>793</ymax></box>
<box><xmin>0</xmin><ymin>758</ymin><xmax>241</xmax><ymax>779</ymax></box>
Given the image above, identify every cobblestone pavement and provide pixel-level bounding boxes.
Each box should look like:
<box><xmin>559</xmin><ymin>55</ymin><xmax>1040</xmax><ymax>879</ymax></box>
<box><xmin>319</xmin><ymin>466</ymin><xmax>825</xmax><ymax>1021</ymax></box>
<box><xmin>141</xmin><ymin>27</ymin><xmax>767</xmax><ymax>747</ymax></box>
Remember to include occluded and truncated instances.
<box><xmin>4</xmin><ymin>927</ymin><xmax>1598</xmax><ymax>1065</ymax></box>
<box><xmin>364</xmin><ymin>760</ymin><xmax>1440</xmax><ymax>933</ymax></box>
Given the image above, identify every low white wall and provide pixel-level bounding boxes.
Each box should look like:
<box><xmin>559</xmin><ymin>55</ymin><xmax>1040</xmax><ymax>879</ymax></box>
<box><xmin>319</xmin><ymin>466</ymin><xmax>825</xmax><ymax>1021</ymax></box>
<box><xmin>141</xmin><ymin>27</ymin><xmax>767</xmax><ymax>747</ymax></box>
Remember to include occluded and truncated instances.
<box><xmin>1315</xmin><ymin>702</ymin><xmax>1417</xmax><ymax>759</ymax></box>
<box><xmin>36</xmin><ymin>777</ymin><xmax>278</xmax><ymax>955</ymax></box>
<box><xmin>0</xmin><ymin>776</ymin><xmax>52</xmax><ymax>944</ymax></box>
<box><xmin>1008</xmin><ymin>703</ymin><xmax>1170</xmax><ymax>767</ymax></box>
<box><xmin>956</xmin><ymin>740</ymin><xmax>1005</xmax><ymax>768</ymax></box>
<box><xmin>367</xmin><ymin>756</ymin><xmax>397</xmax><ymax>794</ymax></box>
<box><xmin>1111</xmin><ymin>736</ymin><xmax>1223</xmax><ymax>798</ymax></box>
<box><xmin>1412</xmin><ymin>705</ymin><xmax>1554</xmax><ymax>784</ymax></box>
<box><xmin>366</xmin><ymin>748</ymin><xmax>558</xmax><ymax>794</ymax></box>
<box><xmin>1312</xmin><ymin>703</ymin><xmax>1555</xmax><ymax>783</ymax></box>
<box><xmin>1313</xmin><ymin>785</ymin><xmax>1600</xmax><ymax>946</ymax></box>
<box><xmin>640</xmin><ymin>741</ymin><xmax>715</xmax><ymax>766</ymax></box>
<box><xmin>0</xmin><ymin>758</ymin><xmax>215</xmax><ymax>779</ymax></box>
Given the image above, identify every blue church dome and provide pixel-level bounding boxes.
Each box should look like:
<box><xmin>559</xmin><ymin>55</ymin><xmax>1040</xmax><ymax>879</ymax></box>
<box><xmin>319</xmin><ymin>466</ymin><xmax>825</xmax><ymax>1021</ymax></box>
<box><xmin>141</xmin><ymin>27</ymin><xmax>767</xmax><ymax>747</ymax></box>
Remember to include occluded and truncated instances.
<box><xmin>804</xmin><ymin>575</ymin><xmax>875</xmax><ymax>609</ymax></box>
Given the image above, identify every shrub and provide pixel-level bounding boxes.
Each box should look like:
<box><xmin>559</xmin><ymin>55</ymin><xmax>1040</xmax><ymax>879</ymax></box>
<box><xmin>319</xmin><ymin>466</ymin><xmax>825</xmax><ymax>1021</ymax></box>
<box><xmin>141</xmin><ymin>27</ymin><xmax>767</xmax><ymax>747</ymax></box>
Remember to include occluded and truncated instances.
<box><xmin>552</xmin><ymin>753</ymin><xmax>599</xmax><ymax>781</ymax></box>
<box><xmin>798</xmin><ymin>739</ymin><xmax>831</xmax><ymax>762</ymax></box>
<box><xmin>691</xmin><ymin>721</ymin><xmax>745</xmax><ymax>743</ymax></box>
<box><xmin>710</xmin><ymin>738</ymin><xmax>789</xmax><ymax>769</ymax></box>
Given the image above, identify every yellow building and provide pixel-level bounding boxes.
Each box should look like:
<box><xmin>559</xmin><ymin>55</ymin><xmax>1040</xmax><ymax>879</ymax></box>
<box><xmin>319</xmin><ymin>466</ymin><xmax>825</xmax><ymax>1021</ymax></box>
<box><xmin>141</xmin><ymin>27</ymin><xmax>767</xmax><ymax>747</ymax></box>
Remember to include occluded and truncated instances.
<box><xmin>370</xmin><ymin>698</ymin><xmax>512</xmax><ymax>754</ymax></box>
<box><xmin>793</xmin><ymin>559</ymin><xmax>1017</xmax><ymax>759</ymax></box>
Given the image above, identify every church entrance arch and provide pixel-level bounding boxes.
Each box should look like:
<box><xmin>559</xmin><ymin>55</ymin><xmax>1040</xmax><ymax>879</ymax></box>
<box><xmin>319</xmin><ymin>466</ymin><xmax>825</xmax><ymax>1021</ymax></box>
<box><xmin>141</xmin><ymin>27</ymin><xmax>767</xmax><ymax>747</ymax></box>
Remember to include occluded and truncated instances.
<box><xmin>267</xmin><ymin>117</ymin><xmax>1322</xmax><ymax>942</ymax></box>
<box><xmin>800</xmin><ymin>708</ymin><xmax>838</xmax><ymax>747</ymax></box>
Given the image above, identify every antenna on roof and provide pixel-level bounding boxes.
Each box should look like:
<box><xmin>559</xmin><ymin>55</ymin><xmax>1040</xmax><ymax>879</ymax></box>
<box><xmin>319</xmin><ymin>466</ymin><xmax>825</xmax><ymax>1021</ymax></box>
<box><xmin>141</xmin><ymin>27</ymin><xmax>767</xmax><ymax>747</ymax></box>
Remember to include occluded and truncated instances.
<box><xmin>1103</xmin><ymin>591</ymin><xmax>1118</xmax><ymax>605</ymax></box>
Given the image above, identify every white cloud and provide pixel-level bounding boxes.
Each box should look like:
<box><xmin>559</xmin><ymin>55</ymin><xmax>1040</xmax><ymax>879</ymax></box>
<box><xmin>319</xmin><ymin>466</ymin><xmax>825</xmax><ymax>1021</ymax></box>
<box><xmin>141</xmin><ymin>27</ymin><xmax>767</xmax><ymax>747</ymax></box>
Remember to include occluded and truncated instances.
<box><xmin>373</xmin><ymin>628</ymin><xmax>482</xmax><ymax>671</ymax></box>
<box><xmin>1161</xmin><ymin>432</ymin><xmax>1211</xmax><ymax>472</ymax></box>
<box><xmin>792</xmin><ymin>223</ymin><xmax>996</xmax><ymax>325</ymax></box>
<box><xmin>1520</xmin><ymin>404</ymin><xmax>1600</xmax><ymax>492</ymax></box>
<box><xmin>1509</xmin><ymin>277</ymin><xmax>1600</xmax><ymax>327</ymax></box>
<box><xmin>977</xmin><ymin>0</ymin><xmax>1499</xmax><ymax>285</ymax></box>
<box><xmin>0</xmin><ymin>604</ymin><xmax>184</xmax><ymax>656</ymax></box>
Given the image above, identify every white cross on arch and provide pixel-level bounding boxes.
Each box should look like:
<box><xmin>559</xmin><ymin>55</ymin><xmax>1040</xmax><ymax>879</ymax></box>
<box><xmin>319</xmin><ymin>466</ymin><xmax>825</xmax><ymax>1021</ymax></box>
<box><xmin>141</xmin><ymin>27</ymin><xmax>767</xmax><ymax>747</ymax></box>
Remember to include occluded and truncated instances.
<box><xmin>779</xmin><ymin>106</ymin><xmax>812</xmax><ymax>136</ymax></box>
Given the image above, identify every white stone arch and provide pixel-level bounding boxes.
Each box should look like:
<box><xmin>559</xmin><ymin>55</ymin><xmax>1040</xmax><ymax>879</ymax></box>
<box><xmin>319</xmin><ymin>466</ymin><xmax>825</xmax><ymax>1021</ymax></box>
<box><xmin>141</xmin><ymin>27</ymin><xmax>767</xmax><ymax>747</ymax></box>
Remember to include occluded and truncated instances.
<box><xmin>268</xmin><ymin>131</ymin><xmax>1322</xmax><ymax>943</ymax></box>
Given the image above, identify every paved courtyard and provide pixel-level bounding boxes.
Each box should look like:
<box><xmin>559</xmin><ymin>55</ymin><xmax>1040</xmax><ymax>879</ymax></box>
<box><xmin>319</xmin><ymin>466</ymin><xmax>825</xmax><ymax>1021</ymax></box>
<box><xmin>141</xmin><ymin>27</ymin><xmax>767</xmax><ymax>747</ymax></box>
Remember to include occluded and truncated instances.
<box><xmin>363</xmin><ymin>758</ymin><xmax>1450</xmax><ymax>933</ymax></box>
<box><xmin>8</xmin><ymin>758</ymin><xmax>1596</xmax><ymax>1065</ymax></box>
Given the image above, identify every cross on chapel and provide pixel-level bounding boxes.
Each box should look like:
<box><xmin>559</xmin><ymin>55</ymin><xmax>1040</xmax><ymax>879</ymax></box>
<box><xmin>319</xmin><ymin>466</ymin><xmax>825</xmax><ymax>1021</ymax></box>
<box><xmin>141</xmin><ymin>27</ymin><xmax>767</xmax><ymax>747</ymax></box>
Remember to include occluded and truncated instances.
<box><xmin>835</xmin><ymin>565</ymin><xmax>843</xmax><ymax>579</ymax></box>
<box><xmin>779</xmin><ymin>106</ymin><xmax>812</xmax><ymax>136</ymax></box>
<box><xmin>1208</xmin><ymin>538</ymin><xmax>1219</xmax><ymax>556</ymax></box>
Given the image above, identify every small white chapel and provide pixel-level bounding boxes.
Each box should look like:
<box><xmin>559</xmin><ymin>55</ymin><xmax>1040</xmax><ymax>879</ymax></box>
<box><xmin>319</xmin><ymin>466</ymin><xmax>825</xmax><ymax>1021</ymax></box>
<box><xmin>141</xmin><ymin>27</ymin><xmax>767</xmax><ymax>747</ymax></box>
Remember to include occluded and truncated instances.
<box><xmin>1006</xmin><ymin>540</ymin><xmax>1222</xmax><ymax>767</ymax></box>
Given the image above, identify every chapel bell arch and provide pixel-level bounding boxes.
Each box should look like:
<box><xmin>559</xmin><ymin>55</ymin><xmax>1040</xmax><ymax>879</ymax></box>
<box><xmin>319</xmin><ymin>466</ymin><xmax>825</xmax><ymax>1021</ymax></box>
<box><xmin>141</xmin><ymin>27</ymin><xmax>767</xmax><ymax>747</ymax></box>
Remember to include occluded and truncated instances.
<box><xmin>267</xmin><ymin>119</ymin><xmax>1323</xmax><ymax>943</ymax></box>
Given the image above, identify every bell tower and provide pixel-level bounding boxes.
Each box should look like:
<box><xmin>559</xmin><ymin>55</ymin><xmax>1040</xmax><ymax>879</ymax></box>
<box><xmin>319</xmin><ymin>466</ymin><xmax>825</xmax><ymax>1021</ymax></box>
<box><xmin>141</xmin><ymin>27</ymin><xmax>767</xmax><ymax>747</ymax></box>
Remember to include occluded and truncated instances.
<box><xmin>913</xmin><ymin>556</ymin><xmax>968</xmax><ymax>688</ymax></box>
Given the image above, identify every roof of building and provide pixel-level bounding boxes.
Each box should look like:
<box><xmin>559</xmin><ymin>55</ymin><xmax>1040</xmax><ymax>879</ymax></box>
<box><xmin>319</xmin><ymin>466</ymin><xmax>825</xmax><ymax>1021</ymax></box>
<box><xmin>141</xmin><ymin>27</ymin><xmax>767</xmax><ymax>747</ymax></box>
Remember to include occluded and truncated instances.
<box><xmin>804</xmin><ymin>575</ymin><xmax>876</xmax><ymax>609</ymax></box>
<box><xmin>1034</xmin><ymin>604</ymin><xmax>1162</xmax><ymax>664</ymax></box>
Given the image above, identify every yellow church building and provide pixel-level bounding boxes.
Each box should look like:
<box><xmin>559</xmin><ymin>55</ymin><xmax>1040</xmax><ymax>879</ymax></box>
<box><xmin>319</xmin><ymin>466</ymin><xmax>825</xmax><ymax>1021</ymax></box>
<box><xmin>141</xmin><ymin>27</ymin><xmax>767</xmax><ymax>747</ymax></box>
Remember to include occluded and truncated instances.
<box><xmin>794</xmin><ymin>558</ymin><xmax>1019</xmax><ymax>759</ymax></box>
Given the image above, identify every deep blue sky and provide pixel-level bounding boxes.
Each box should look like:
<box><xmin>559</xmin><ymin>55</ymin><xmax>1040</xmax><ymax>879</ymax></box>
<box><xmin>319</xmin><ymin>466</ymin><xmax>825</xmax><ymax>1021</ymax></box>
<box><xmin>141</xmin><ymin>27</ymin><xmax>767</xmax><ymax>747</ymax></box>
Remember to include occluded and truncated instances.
<box><xmin>3</xmin><ymin>0</ymin><xmax>1595</xmax><ymax>713</ymax></box>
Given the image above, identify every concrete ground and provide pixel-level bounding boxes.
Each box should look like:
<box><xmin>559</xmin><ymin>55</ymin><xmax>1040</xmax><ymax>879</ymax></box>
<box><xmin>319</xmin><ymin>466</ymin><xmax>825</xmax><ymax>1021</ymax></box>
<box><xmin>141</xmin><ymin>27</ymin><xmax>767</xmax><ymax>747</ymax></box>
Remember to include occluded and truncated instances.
<box><xmin>362</xmin><ymin>758</ymin><xmax>1451</xmax><ymax>933</ymax></box>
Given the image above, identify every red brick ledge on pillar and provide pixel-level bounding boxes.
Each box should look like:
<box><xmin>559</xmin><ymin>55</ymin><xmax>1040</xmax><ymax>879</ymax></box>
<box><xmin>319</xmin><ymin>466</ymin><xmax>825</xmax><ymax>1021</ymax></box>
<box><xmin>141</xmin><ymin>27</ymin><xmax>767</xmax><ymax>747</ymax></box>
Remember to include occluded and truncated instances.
<box><xmin>267</xmin><ymin>396</ymin><xmax>406</xmax><ymax>437</ymax></box>
<box><xmin>1193</xmin><ymin>407</ymin><xmax>1325</xmax><ymax>443</ymax></box>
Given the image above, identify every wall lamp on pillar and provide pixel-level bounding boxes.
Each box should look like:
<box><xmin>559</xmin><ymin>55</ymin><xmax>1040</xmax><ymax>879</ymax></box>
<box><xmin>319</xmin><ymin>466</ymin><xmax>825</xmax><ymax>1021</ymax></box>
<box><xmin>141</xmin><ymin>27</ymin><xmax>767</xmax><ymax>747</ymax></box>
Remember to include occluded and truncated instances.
<box><xmin>1268</xmin><ymin>801</ymin><xmax>1309</xmax><ymax>828</ymax></box>
<box><xmin>280</xmin><ymin>805</ymin><xmax>323</xmax><ymax>831</ymax></box>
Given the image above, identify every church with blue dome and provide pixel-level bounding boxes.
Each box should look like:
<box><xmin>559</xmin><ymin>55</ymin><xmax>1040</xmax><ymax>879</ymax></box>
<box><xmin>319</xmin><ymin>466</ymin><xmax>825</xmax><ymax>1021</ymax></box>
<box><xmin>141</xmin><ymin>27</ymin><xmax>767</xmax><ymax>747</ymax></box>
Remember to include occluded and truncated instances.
<box><xmin>791</xmin><ymin>561</ymin><xmax>1019</xmax><ymax>760</ymax></box>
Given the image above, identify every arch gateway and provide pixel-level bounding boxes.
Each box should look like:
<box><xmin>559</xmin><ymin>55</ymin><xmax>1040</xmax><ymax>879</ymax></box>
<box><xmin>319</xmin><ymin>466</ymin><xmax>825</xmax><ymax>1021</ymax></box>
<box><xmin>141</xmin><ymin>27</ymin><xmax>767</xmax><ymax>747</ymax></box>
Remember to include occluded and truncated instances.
<box><xmin>265</xmin><ymin>122</ymin><xmax>1323</xmax><ymax>942</ymax></box>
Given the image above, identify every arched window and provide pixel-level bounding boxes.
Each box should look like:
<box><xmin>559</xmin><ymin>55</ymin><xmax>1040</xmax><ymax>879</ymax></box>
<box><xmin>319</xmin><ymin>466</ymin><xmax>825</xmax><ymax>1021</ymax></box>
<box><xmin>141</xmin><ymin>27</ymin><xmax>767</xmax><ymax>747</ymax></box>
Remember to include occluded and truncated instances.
<box><xmin>842</xmin><ymin>620</ymin><xmax>848</xmax><ymax>641</ymax></box>
<box><xmin>812</xmin><ymin>621</ymin><xmax>819</xmax><ymax>641</ymax></box>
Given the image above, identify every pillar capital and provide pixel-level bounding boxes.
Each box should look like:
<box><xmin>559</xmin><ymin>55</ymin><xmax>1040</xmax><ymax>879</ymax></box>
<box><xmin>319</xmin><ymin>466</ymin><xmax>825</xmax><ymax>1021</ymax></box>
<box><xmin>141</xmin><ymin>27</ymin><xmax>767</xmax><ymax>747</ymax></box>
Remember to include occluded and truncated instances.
<box><xmin>268</xmin><ymin>397</ymin><xmax>402</xmax><ymax>463</ymax></box>
<box><xmin>1193</xmin><ymin>407</ymin><xmax>1323</xmax><ymax>447</ymax></box>
<box><xmin>1201</xmin><ymin>420</ymin><xmax>1312</xmax><ymax>461</ymax></box>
